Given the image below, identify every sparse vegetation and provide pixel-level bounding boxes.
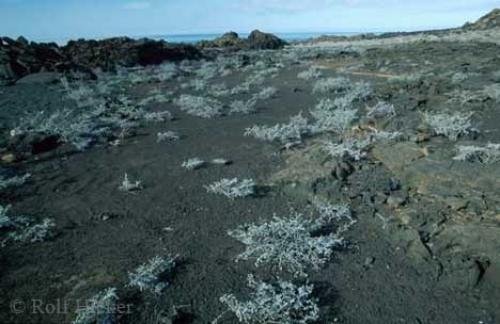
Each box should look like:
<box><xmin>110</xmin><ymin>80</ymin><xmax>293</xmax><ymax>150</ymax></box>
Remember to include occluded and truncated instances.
<box><xmin>72</xmin><ymin>288</ymin><xmax>118</xmax><ymax>324</ymax></box>
<box><xmin>367</xmin><ymin>101</ymin><xmax>396</xmax><ymax>119</ymax></box>
<box><xmin>182</xmin><ymin>158</ymin><xmax>206</xmax><ymax>170</ymax></box>
<box><xmin>205</xmin><ymin>178</ymin><xmax>256</xmax><ymax>199</ymax></box>
<box><xmin>423</xmin><ymin>112</ymin><xmax>474</xmax><ymax>141</ymax></box>
<box><xmin>0</xmin><ymin>173</ymin><xmax>30</xmax><ymax>191</ymax></box>
<box><xmin>157</xmin><ymin>131</ymin><xmax>180</xmax><ymax>142</ymax></box>
<box><xmin>244</xmin><ymin>113</ymin><xmax>311</xmax><ymax>143</ymax></box>
<box><xmin>297</xmin><ymin>66</ymin><xmax>322</xmax><ymax>80</ymax></box>
<box><xmin>118</xmin><ymin>173</ymin><xmax>142</xmax><ymax>192</ymax></box>
<box><xmin>453</xmin><ymin>143</ymin><xmax>500</xmax><ymax>164</ymax></box>
<box><xmin>313</xmin><ymin>77</ymin><xmax>351</xmax><ymax>94</ymax></box>
<box><xmin>128</xmin><ymin>256</ymin><xmax>177</xmax><ymax>294</ymax></box>
<box><xmin>253</xmin><ymin>86</ymin><xmax>278</xmax><ymax>101</ymax></box>
<box><xmin>228</xmin><ymin>213</ymin><xmax>345</xmax><ymax>276</ymax></box>
<box><xmin>7</xmin><ymin>218</ymin><xmax>55</xmax><ymax>244</ymax></box>
<box><xmin>175</xmin><ymin>95</ymin><xmax>223</xmax><ymax>118</ymax></box>
<box><xmin>230</xmin><ymin>99</ymin><xmax>258</xmax><ymax>115</ymax></box>
<box><xmin>143</xmin><ymin>111</ymin><xmax>174</xmax><ymax>122</ymax></box>
<box><xmin>0</xmin><ymin>205</ymin><xmax>12</xmax><ymax>229</ymax></box>
<box><xmin>310</xmin><ymin>105</ymin><xmax>358</xmax><ymax>134</ymax></box>
<box><xmin>219</xmin><ymin>275</ymin><xmax>319</xmax><ymax>324</ymax></box>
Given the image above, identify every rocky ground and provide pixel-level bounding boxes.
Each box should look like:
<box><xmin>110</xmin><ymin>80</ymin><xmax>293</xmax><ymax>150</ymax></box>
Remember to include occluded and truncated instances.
<box><xmin>1</xmin><ymin>10</ymin><xmax>500</xmax><ymax>324</ymax></box>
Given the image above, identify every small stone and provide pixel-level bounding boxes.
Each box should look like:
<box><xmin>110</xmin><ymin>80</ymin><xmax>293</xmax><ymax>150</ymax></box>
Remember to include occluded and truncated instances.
<box><xmin>386</xmin><ymin>193</ymin><xmax>407</xmax><ymax>207</ymax></box>
<box><xmin>1</xmin><ymin>153</ymin><xmax>15</xmax><ymax>163</ymax></box>
<box><xmin>388</xmin><ymin>177</ymin><xmax>401</xmax><ymax>191</ymax></box>
<box><xmin>444</xmin><ymin>197</ymin><xmax>468</xmax><ymax>211</ymax></box>
<box><xmin>413</xmin><ymin>132</ymin><xmax>431</xmax><ymax>143</ymax></box>
<box><xmin>364</xmin><ymin>257</ymin><xmax>375</xmax><ymax>267</ymax></box>
<box><xmin>374</xmin><ymin>192</ymin><xmax>388</xmax><ymax>205</ymax></box>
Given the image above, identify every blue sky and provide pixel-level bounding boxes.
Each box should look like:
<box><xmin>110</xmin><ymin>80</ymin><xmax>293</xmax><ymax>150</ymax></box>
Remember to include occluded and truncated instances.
<box><xmin>0</xmin><ymin>0</ymin><xmax>498</xmax><ymax>41</ymax></box>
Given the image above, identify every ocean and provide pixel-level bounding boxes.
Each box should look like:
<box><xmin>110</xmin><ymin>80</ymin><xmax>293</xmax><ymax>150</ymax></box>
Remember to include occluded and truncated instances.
<box><xmin>148</xmin><ymin>32</ymin><xmax>362</xmax><ymax>44</ymax></box>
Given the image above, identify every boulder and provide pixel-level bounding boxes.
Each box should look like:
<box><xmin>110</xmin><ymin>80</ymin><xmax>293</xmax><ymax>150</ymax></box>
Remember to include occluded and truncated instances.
<box><xmin>15</xmin><ymin>72</ymin><xmax>62</xmax><ymax>85</ymax></box>
<box><xmin>198</xmin><ymin>30</ymin><xmax>287</xmax><ymax>50</ymax></box>
<box><xmin>246</xmin><ymin>30</ymin><xmax>287</xmax><ymax>50</ymax></box>
<box><xmin>198</xmin><ymin>31</ymin><xmax>245</xmax><ymax>49</ymax></box>
<box><xmin>0</xmin><ymin>36</ymin><xmax>65</xmax><ymax>84</ymax></box>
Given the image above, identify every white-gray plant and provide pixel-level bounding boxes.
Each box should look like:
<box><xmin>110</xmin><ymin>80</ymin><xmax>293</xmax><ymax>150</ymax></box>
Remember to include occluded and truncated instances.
<box><xmin>230</xmin><ymin>83</ymin><xmax>252</xmax><ymax>96</ymax></box>
<box><xmin>219</xmin><ymin>275</ymin><xmax>319</xmax><ymax>324</ymax></box>
<box><xmin>423</xmin><ymin>112</ymin><xmax>474</xmax><ymax>141</ymax></box>
<box><xmin>0</xmin><ymin>205</ymin><xmax>12</xmax><ymax>229</ymax></box>
<box><xmin>72</xmin><ymin>288</ymin><xmax>118</xmax><ymax>324</ymax></box>
<box><xmin>297</xmin><ymin>66</ymin><xmax>322</xmax><ymax>80</ymax></box>
<box><xmin>205</xmin><ymin>178</ymin><xmax>256</xmax><ymax>199</ymax></box>
<box><xmin>367</xmin><ymin>101</ymin><xmax>396</xmax><ymax>119</ymax></box>
<box><xmin>0</xmin><ymin>173</ymin><xmax>30</xmax><ymax>191</ymax></box>
<box><xmin>196</xmin><ymin>61</ymin><xmax>219</xmax><ymax>80</ymax></box>
<box><xmin>128</xmin><ymin>255</ymin><xmax>177</xmax><ymax>294</ymax></box>
<box><xmin>143</xmin><ymin>111</ymin><xmax>173</xmax><ymax>122</ymax></box>
<box><xmin>453</xmin><ymin>143</ymin><xmax>500</xmax><ymax>164</ymax></box>
<box><xmin>189</xmin><ymin>78</ymin><xmax>207</xmax><ymax>91</ymax></box>
<box><xmin>322</xmin><ymin>138</ymin><xmax>371</xmax><ymax>161</ymax></box>
<box><xmin>310</xmin><ymin>104</ymin><xmax>358</xmax><ymax>134</ymax></box>
<box><xmin>446</xmin><ymin>89</ymin><xmax>486</xmax><ymax>105</ymax></box>
<box><xmin>228</xmin><ymin>213</ymin><xmax>344</xmax><ymax>277</ymax></box>
<box><xmin>313</xmin><ymin>77</ymin><xmax>352</xmax><ymax>94</ymax></box>
<box><xmin>253</xmin><ymin>87</ymin><xmax>278</xmax><ymax>101</ymax></box>
<box><xmin>157</xmin><ymin>131</ymin><xmax>180</xmax><ymax>143</ymax></box>
<box><xmin>175</xmin><ymin>95</ymin><xmax>223</xmax><ymax>118</ymax></box>
<box><xmin>8</xmin><ymin>218</ymin><xmax>55</xmax><ymax>243</ymax></box>
<box><xmin>156</xmin><ymin>63</ymin><xmax>179</xmax><ymax>82</ymax></box>
<box><xmin>118</xmin><ymin>173</ymin><xmax>142</xmax><ymax>192</ymax></box>
<box><xmin>230</xmin><ymin>99</ymin><xmax>258</xmax><ymax>115</ymax></box>
<box><xmin>244</xmin><ymin>113</ymin><xmax>311</xmax><ymax>143</ymax></box>
<box><xmin>345</xmin><ymin>81</ymin><xmax>373</xmax><ymax>102</ymax></box>
<box><xmin>311</xmin><ymin>198</ymin><xmax>353</xmax><ymax>227</ymax></box>
<box><xmin>181</xmin><ymin>158</ymin><xmax>206</xmax><ymax>170</ymax></box>
<box><xmin>370</xmin><ymin>130</ymin><xmax>403</xmax><ymax>142</ymax></box>
<box><xmin>210</xmin><ymin>83</ymin><xmax>230</xmax><ymax>97</ymax></box>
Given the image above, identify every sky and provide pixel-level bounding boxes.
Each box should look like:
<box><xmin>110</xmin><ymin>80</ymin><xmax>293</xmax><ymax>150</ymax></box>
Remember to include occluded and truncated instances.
<box><xmin>0</xmin><ymin>0</ymin><xmax>498</xmax><ymax>41</ymax></box>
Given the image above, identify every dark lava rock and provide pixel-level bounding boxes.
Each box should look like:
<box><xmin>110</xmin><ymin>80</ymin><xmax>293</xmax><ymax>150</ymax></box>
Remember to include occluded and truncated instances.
<box><xmin>62</xmin><ymin>37</ymin><xmax>201</xmax><ymax>71</ymax></box>
<box><xmin>0</xmin><ymin>35</ymin><xmax>202</xmax><ymax>83</ymax></box>
<box><xmin>0</xmin><ymin>37</ymin><xmax>64</xmax><ymax>84</ymax></box>
<box><xmin>247</xmin><ymin>30</ymin><xmax>287</xmax><ymax>50</ymax></box>
<box><xmin>199</xmin><ymin>31</ymin><xmax>245</xmax><ymax>49</ymax></box>
<box><xmin>8</xmin><ymin>132</ymin><xmax>61</xmax><ymax>157</ymax></box>
<box><xmin>332</xmin><ymin>160</ymin><xmax>354</xmax><ymax>181</ymax></box>
<box><xmin>199</xmin><ymin>30</ymin><xmax>286</xmax><ymax>50</ymax></box>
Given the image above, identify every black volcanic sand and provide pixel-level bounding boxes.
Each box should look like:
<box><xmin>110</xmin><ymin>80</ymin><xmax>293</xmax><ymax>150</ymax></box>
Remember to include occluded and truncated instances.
<box><xmin>1</xmin><ymin>38</ymin><xmax>500</xmax><ymax>324</ymax></box>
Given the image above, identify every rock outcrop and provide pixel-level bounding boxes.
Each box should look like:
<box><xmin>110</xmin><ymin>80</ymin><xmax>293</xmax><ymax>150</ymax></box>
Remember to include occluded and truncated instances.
<box><xmin>62</xmin><ymin>37</ymin><xmax>201</xmax><ymax>71</ymax></box>
<box><xmin>464</xmin><ymin>8</ymin><xmax>500</xmax><ymax>30</ymax></box>
<box><xmin>0</xmin><ymin>37</ymin><xmax>65</xmax><ymax>85</ymax></box>
<box><xmin>0</xmin><ymin>30</ymin><xmax>285</xmax><ymax>84</ymax></box>
<box><xmin>198</xmin><ymin>30</ymin><xmax>287</xmax><ymax>50</ymax></box>
<box><xmin>0</xmin><ymin>36</ymin><xmax>202</xmax><ymax>84</ymax></box>
<box><xmin>246</xmin><ymin>30</ymin><xmax>287</xmax><ymax>49</ymax></box>
<box><xmin>198</xmin><ymin>32</ymin><xmax>245</xmax><ymax>49</ymax></box>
